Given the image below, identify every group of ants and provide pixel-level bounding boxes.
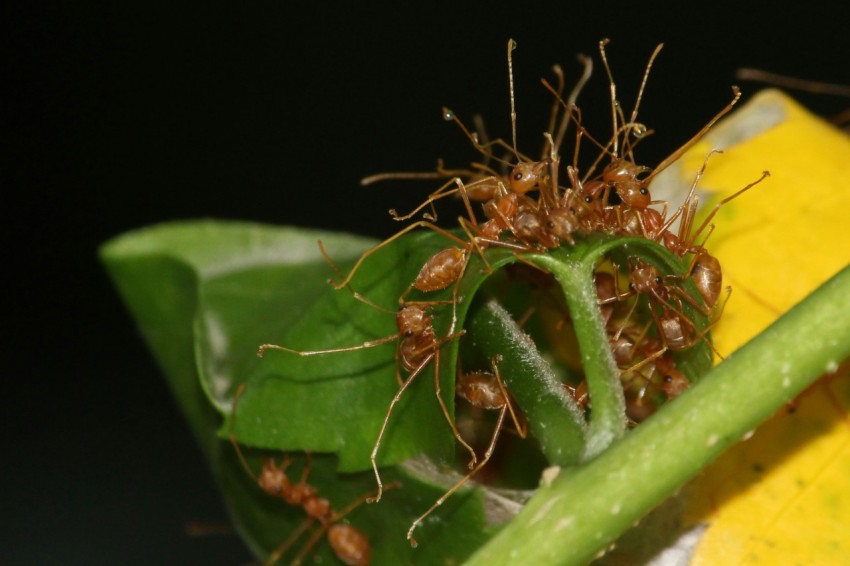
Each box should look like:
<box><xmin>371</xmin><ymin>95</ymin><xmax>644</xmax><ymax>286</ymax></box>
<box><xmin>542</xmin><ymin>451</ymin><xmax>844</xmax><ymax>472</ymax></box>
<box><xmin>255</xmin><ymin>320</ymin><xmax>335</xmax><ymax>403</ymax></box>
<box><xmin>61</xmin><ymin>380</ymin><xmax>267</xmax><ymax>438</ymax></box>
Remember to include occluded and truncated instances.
<box><xmin>227</xmin><ymin>40</ymin><xmax>770</xmax><ymax>565</ymax></box>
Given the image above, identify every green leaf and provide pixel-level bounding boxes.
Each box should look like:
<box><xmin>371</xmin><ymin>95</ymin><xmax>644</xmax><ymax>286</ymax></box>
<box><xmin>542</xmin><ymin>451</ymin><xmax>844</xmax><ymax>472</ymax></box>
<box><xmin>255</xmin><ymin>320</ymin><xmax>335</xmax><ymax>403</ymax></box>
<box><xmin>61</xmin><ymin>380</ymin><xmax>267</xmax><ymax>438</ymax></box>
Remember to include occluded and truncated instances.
<box><xmin>101</xmin><ymin>220</ymin><xmax>506</xmax><ymax>561</ymax></box>
<box><xmin>101</xmin><ymin>219</ymin><xmax>720</xmax><ymax>563</ymax></box>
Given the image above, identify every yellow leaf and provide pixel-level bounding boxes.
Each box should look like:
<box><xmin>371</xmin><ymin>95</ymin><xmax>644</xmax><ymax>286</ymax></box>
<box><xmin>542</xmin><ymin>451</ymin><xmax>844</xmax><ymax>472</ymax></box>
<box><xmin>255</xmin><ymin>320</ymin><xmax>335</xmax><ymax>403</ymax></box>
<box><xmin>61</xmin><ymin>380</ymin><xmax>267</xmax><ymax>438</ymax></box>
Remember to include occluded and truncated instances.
<box><xmin>686</xmin><ymin>369</ymin><xmax>850</xmax><ymax>566</ymax></box>
<box><xmin>679</xmin><ymin>89</ymin><xmax>850</xmax><ymax>355</ymax></box>
<box><xmin>668</xmin><ymin>90</ymin><xmax>850</xmax><ymax>565</ymax></box>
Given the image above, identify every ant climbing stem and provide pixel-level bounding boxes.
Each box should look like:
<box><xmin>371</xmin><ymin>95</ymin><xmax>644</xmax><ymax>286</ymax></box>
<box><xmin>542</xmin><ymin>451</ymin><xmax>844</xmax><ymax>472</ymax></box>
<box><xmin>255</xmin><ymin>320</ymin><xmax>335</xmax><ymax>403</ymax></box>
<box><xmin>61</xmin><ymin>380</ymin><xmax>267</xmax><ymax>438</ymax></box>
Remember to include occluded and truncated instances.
<box><xmin>406</xmin><ymin>355</ymin><xmax>526</xmax><ymax>548</ymax></box>
<box><xmin>654</xmin><ymin>153</ymin><xmax>769</xmax><ymax>308</ymax></box>
<box><xmin>366</xmin><ymin>316</ymin><xmax>470</xmax><ymax>504</ymax></box>
<box><xmin>227</xmin><ymin>384</ymin><xmax>394</xmax><ymax>566</ymax></box>
<box><xmin>601</xmin><ymin>257</ymin><xmax>725</xmax><ymax>363</ymax></box>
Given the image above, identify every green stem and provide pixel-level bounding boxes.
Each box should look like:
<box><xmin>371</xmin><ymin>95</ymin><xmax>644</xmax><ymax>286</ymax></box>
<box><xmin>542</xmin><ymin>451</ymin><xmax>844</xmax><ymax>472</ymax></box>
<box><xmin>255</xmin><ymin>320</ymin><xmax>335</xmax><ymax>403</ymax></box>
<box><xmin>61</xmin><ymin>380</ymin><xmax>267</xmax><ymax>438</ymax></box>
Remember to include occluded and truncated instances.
<box><xmin>465</xmin><ymin>298</ymin><xmax>587</xmax><ymax>466</ymax></box>
<box><xmin>529</xmin><ymin>247</ymin><xmax>627</xmax><ymax>458</ymax></box>
<box><xmin>465</xmin><ymin>264</ymin><xmax>850</xmax><ymax>566</ymax></box>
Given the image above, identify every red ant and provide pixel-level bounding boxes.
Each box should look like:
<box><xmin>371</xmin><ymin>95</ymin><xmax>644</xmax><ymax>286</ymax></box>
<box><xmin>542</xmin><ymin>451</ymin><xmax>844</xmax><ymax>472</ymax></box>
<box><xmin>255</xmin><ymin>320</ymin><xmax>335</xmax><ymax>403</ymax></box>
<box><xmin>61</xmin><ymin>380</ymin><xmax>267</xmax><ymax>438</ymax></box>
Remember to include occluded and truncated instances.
<box><xmin>621</xmin><ymin>257</ymin><xmax>717</xmax><ymax>351</ymax></box>
<box><xmin>370</xmin><ymin>40</ymin><xmax>563</xmax><ymax>227</ymax></box>
<box><xmin>655</xmin><ymin>151</ymin><xmax>770</xmax><ymax>308</ymax></box>
<box><xmin>406</xmin><ymin>355</ymin><xmax>526</xmax><ymax>547</ymax></box>
<box><xmin>570</xmin><ymin>41</ymin><xmax>746</xmax><ymax>244</ymax></box>
<box><xmin>258</xmin><ymin>246</ymin><xmax>474</xmax><ymax>504</ymax></box>
<box><xmin>229</xmin><ymin>384</ymin><xmax>395</xmax><ymax>566</ymax></box>
<box><xmin>619</xmin><ymin>336</ymin><xmax>691</xmax><ymax>423</ymax></box>
<box><xmin>377</xmin><ymin>39</ymin><xmax>589</xmax><ymax>252</ymax></box>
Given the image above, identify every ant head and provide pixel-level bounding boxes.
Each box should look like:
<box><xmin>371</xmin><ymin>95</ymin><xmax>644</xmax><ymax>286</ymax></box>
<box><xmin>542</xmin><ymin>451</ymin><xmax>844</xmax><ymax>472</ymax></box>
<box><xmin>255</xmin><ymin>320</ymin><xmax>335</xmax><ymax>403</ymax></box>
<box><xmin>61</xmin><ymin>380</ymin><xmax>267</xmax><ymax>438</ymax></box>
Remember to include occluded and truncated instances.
<box><xmin>629</xmin><ymin>261</ymin><xmax>660</xmax><ymax>294</ymax></box>
<box><xmin>544</xmin><ymin>207</ymin><xmax>578</xmax><ymax>243</ymax></box>
<box><xmin>660</xmin><ymin>369</ymin><xmax>689</xmax><ymax>398</ymax></box>
<box><xmin>509</xmin><ymin>160</ymin><xmax>549</xmax><ymax>195</ymax></box>
<box><xmin>601</xmin><ymin>159</ymin><xmax>639</xmax><ymax>183</ymax></box>
<box><xmin>258</xmin><ymin>461</ymin><xmax>290</xmax><ymax>496</ymax></box>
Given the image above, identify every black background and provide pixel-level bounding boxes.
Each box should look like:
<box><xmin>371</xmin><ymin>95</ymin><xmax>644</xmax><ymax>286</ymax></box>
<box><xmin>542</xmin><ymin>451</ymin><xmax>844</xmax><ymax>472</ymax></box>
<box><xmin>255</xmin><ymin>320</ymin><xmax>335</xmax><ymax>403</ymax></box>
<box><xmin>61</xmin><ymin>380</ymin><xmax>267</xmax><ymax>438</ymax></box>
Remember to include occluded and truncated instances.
<box><xmin>6</xmin><ymin>2</ymin><xmax>849</xmax><ymax>564</ymax></box>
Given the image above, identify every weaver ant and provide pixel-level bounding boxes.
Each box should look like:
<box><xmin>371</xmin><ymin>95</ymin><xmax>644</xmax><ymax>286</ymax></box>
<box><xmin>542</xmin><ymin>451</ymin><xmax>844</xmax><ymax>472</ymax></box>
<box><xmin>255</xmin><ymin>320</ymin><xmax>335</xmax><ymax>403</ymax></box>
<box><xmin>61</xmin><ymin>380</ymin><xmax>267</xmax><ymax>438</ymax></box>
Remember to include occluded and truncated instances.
<box><xmin>656</xmin><ymin>152</ymin><xmax>770</xmax><ymax>308</ymax></box>
<box><xmin>229</xmin><ymin>384</ymin><xmax>395</xmax><ymax>566</ymax></box>
<box><xmin>570</xmin><ymin>41</ymin><xmax>747</xmax><ymax>245</ymax></box>
<box><xmin>377</xmin><ymin>39</ymin><xmax>590</xmax><ymax>252</ymax></box>
<box><xmin>618</xmin><ymin>334</ymin><xmax>692</xmax><ymax>423</ymax></box>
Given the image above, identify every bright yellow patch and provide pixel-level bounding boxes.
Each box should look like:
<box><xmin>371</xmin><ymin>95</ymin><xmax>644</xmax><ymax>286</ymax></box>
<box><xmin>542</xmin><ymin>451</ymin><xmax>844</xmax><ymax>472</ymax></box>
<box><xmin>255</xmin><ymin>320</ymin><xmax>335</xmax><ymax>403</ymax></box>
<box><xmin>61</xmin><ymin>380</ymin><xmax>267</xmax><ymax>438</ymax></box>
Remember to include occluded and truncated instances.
<box><xmin>673</xmin><ymin>91</ymin><xmax>850</xmax><ymax>565</ymax></box>
<box><xmin>681</xmin><ymin>90</ymin><xmax>850</xmax><ymax>355</ymax></box>
<box><xmin>686</xmin><ymin>368</ymin><xmax>850</xmax><ymax>566</ymax></box>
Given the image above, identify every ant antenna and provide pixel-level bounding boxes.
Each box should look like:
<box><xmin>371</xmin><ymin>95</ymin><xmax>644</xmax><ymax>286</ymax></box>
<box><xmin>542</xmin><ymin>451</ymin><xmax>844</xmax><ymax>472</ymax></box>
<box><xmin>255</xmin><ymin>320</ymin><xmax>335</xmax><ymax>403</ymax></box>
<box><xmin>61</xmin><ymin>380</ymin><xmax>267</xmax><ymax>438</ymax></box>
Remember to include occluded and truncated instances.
<box><xmin>598</xmin><ymin>38</ymin><xmax>619</xmax><ymax>157</ymax></box>
<box><xmin>736</xmin><ymin>68</ymin><xmax>850</xmax><ymax>97</ymax></box>
<box><xmin>643</xmin><ymin>86</ymin><xmax>742</xmax><ymax>186</ymax></box>
<box><xmin>507</xmin><ymin>39</ymin><xmax>519</xmax><ymax>158</ymax></box>
<box><xmin>552</xmin><ymin>54</ymin><xmax>593</xmax><ymax>157</ymax></box>
<box><xmin>630</xmin><ymin>44</ymin><xmax>664</xmax><ymax>127</ymax></box>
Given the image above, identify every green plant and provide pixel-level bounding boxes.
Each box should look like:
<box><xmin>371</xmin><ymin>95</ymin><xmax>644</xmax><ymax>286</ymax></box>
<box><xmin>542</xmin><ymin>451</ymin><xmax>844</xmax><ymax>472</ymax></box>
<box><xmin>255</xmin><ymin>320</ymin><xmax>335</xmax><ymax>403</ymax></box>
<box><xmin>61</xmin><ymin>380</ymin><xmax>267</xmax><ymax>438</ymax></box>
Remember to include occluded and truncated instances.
<box><xmin>100</xmin><ymin>40</ymin><xmax>850</xmax><ymax>564</ymax></box>
<box><xmin>101</xmin><ymin>215</ymin><xmax>850</xmax><ymax>564</ymax></box>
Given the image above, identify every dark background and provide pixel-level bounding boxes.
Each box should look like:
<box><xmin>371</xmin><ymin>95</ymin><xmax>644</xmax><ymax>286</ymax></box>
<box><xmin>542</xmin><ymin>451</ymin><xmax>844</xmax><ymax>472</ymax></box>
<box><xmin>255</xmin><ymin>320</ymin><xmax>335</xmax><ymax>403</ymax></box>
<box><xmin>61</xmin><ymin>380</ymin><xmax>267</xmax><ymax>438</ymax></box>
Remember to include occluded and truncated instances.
<box><xmin>5</xmin><ymin>2</ymin><xmax>849</xmax><ymax>564</ymax></box>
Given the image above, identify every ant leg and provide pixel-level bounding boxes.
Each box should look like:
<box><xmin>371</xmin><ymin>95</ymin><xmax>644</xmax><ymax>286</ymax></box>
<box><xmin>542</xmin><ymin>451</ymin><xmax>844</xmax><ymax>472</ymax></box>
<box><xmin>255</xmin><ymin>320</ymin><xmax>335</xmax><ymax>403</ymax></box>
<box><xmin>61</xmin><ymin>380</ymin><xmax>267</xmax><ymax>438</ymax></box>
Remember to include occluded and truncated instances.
<box><xmin>407</xmin><ymin>401</ymin><xmax>508</xmax><ymax>547</ymax></box>
<box><xmin>298</xmin><ymin>452</ymin><xmax>313</xmax><ymax>485</ymax></box>
<box><xmin>228</xmin><ymin>383</ymin><xmax>258</xmax><ymax>480</ymax></box>
<box><xmin>291</xmin><ymin>523</ymin><xmax>328</xmax><ymax>566</ymax></box>
<box><xmin>257</xmin><ymin>333</ymin><xmax>400</xmax><ymax>358</ymax></box>
<box><xmin>620</xmin><ymin>343</ymin><xmax>668</xmax><ymax>379</ymax></box>
<box><xmin>318</xmin><ymin>241</ymin><xmax>395</xmax><ymax>313</ymax></box>
<box><xmin>334</xmin><ymin>220</ymin><xmax>473</xmax><ymax>291</ymax></box>
<box><xmin>388</xmin><ymin>176</ymin><xmax>475</xmax><ymax>222</ymax></box>
<box><xmin>687</xmin><ymin>170</ymin><xmax>770</xmax><ymax>246</ymax></box>
<box><xmin>265</xmin><ymin>516</ymin><xmax>316</xmax><ymax>566</ymax></box>
<box><xmin>491</xmin><ymin>355</ymin><xmax>526</xmax><ymax>438</ymax></box>
<box><xmin>598</xmin><ymin>262</ymin><xmax>633</xmax><ymax>305</ymax></box>
<box><xmin>431</xmin><ymin>345</ymin><xmax>479</xmax><ymax>470</ymax></box>
<box><xmin>369</xmin><ymin>353</ymin><xmax>436</xmax><ymax>503</ymax></box>
<box><xmin>643</xmin><ymin>86</ymin><xmax>742</xmax><ymax>186</ymax></box>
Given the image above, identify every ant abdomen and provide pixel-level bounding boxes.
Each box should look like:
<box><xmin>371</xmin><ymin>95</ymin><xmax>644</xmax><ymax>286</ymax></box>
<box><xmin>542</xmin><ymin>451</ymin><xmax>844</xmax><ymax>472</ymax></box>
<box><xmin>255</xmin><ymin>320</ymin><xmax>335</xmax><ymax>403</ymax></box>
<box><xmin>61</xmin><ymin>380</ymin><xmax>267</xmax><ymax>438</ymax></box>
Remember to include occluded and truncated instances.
<box><xmin>328</xmin><ymin>524</ymin><xmax>372</xmax><ymax>566</ymax></box>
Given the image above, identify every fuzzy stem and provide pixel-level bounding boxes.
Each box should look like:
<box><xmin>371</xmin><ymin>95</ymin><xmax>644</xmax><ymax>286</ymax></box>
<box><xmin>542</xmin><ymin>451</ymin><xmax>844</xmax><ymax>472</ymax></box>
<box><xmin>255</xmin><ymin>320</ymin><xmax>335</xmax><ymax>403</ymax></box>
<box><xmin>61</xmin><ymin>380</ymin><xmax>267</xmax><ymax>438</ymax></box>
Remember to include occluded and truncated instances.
<box><xmin>465</xmin><ymin>298</ymin><xmax>587</xmax><ymax>466</ymax></box>
<box><xmin>529</xmin><ymin>247</ymin><xmax>627</xmax><ymax>458</ymax></box>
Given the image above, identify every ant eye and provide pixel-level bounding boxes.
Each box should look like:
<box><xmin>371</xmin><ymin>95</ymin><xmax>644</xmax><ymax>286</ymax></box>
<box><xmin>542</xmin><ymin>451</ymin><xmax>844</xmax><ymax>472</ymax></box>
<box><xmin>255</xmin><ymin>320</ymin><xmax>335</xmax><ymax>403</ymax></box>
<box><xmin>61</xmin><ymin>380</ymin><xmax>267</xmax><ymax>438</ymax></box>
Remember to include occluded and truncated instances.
<box><xmin>664</xmin><ymin>375</ymin><xmax>673</xmax><ymax>383</ymax></box>
<box><xmin>513</xmin><ymin>172</ymin><xmax>523</xmax><ymax>180</ymax></box>
<box><xmin>655</xmin><ymin>276</ymin><xmax>663</xmax><ymax>284</ymax></box>
<box><xmin>640</xmin><ymin>188</ymin><xmax>648</xmax><ymax>195</ymax></box>
<box><xmin>547</xmin><ymin>221</ymin><xmax>555</xmax><ymax>228</ymax></box>
<box><xmin>629</xmin><ymin>282</ymin><xmax>635</xmax><ymax>291</ymax></box>
<box><xmin>584</xmin><ymin>196</ymin><xmax>593</xmax><ymax>203</ymax></box>
<box><xmin>404</xmin><ymin>330</ymin><xmax>414</xmax><ymax>337</ymax></box>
